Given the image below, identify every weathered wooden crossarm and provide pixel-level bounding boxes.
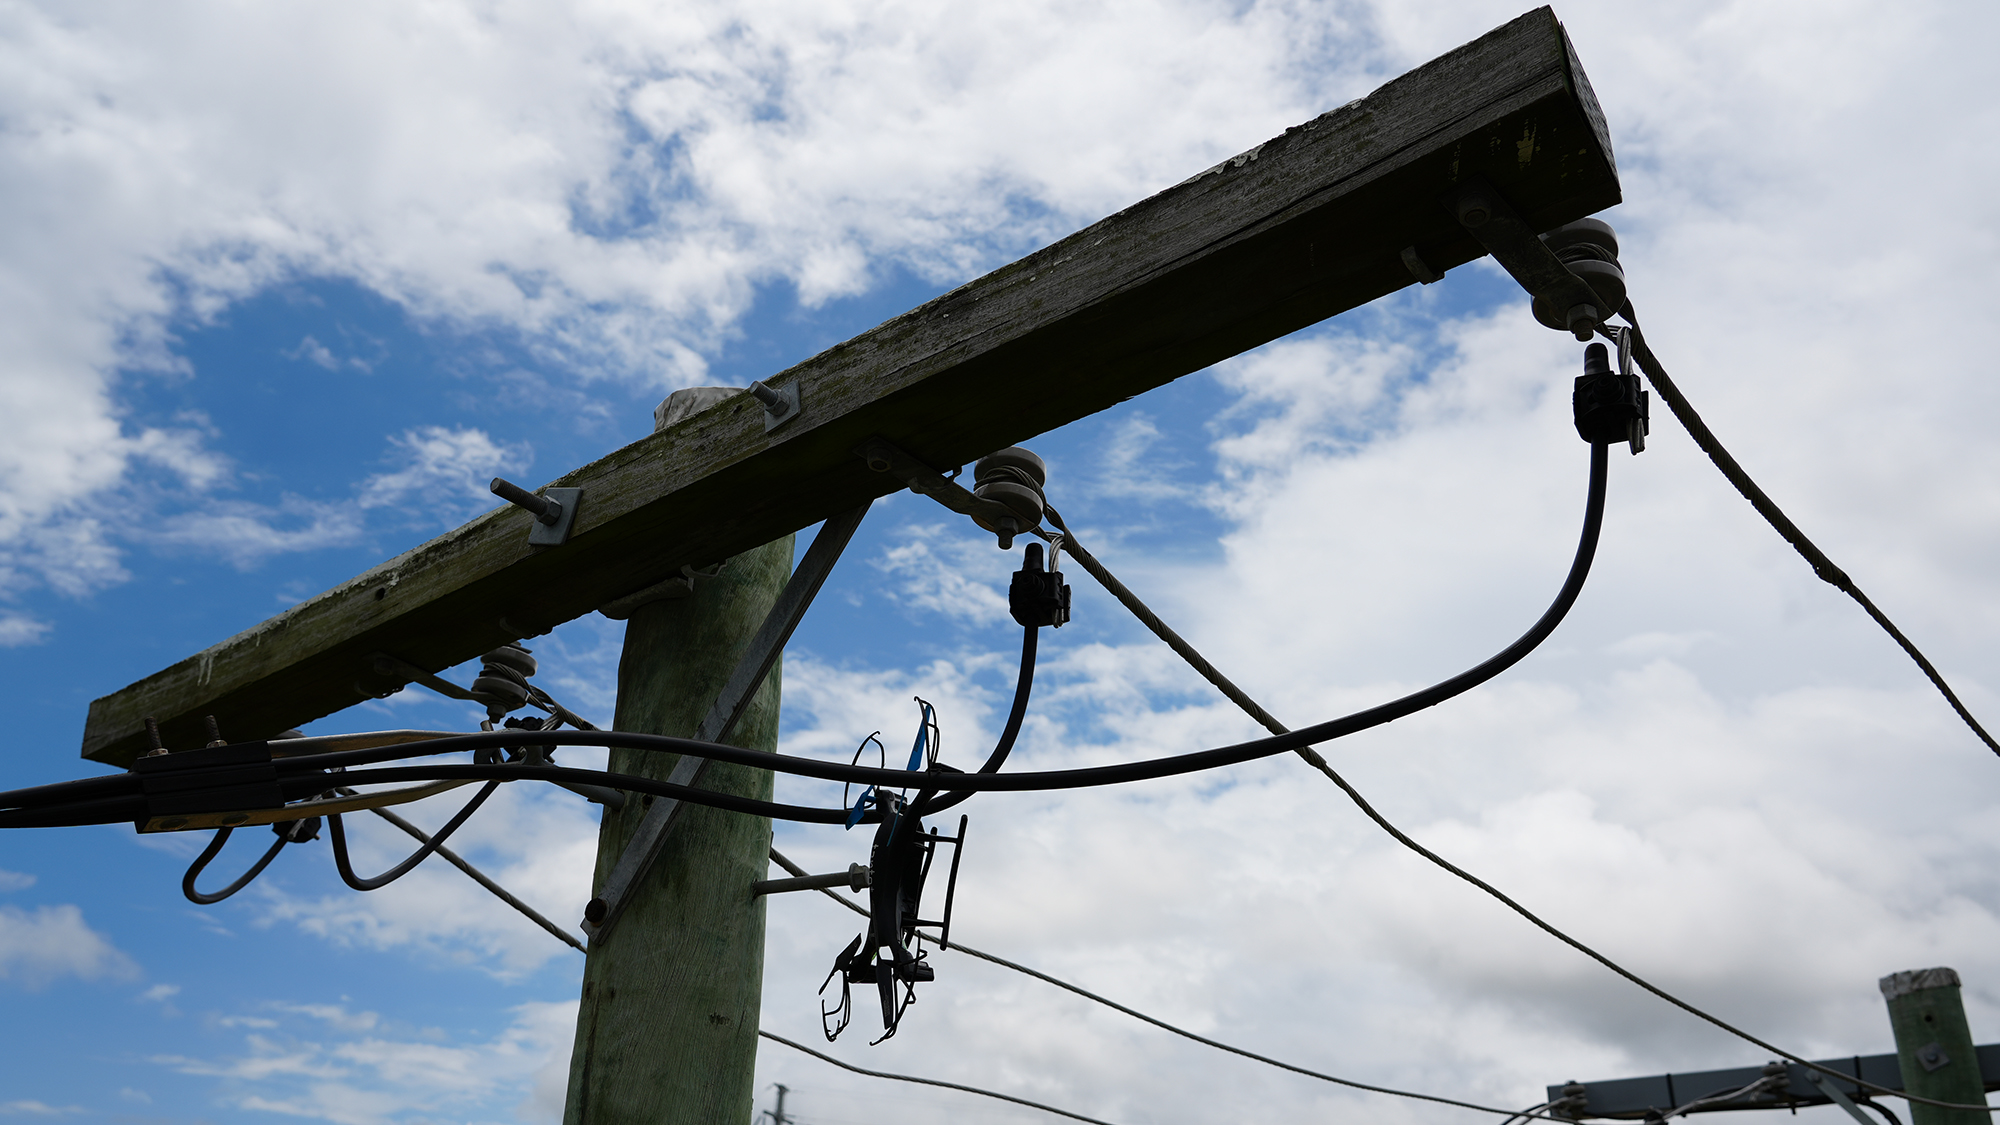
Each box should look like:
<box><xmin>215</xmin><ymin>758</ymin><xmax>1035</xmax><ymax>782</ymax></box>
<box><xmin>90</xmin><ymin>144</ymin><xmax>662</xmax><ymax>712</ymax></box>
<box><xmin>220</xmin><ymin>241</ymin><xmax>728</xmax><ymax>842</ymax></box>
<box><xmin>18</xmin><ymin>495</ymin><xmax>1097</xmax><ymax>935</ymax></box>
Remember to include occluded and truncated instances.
<box><xmin>82</xmin><ymin>5</ymin><xmax>1618</xmax><ymax>767</ymax></box>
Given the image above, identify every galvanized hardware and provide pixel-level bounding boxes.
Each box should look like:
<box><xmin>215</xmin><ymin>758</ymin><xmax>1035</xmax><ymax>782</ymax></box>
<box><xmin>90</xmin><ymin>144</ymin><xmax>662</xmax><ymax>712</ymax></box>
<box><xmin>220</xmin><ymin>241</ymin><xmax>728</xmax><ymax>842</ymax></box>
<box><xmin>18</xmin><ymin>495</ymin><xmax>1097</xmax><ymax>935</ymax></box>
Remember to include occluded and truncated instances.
<box><xmin>752</xmin><ymin>864</ymin><xmax>871</xmax><ymax>896</ymax></box>
<box><xmin>1536</xmin><ymin>218</ymin><xmax>1626</xmax><ymax>334</ymax></box>
<box><xmin>1450</xmin><ymin>178</ymin><xmax>1610</xmax><ymax>341</ymax></box>
<box><xmin>857</xmin><ymin>437</ymin><xmax>1031</xmax><ymax>542</ymax></box>
<box><xmin>489</xmin><ymin>477</ymin><xmax>580</xmax><ymax>546</ymax></box>
<box><xmin>582</xmin><ymin>501</ymin><xmax>872</xmax><ymax>945</ymax></box>
<box><xmin>748</xmin><ymin>379</ymin><xmax>801</xmax><ymax>432</ymax></box>
<box><xmin>1918</xmin><ymin>1041</ymin><xmax>1951</xmax><ymax>1072</ymax></box>
<box><xmin>369</xmin><ymin>653</ymin><xmax>479</xmax><ymax>702</ymax></box>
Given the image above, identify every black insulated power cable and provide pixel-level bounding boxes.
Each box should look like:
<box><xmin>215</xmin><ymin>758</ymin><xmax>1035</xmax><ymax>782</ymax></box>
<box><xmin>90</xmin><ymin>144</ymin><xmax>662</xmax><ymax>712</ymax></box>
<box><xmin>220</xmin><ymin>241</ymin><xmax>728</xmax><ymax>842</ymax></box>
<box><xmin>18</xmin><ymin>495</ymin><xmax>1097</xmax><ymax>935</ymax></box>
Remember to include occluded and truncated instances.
<box><xmin>244</xmin><ymin>436</ymin><xmax>1597</xmax><ymax>803</ymax></box>
<box><xmin>181</xmin><ymin>827</ymin><xmax>288</xmax><ymax>904</ymax></box>
<box><xmin>1616</xmin><ymin>303</ymin><xmax>2000</xmax><ymax>761</ymax></box>
<box><xmin>0</xmin><ymin>447</ymin><xmax>1605</xmax><ymax>834</ymax></box>
<box><xmin>911</xmin><ymin>621</ymin><xmax>1038</xmax><ymax>819</ymax></box>
<box><xmin>1052</xmin><ymin>440</ymin><xmax>1994</xmax><ymax>1115</ymax></box>
<box><xmin>328</xmin><ymin>780</ymin><xmax>500</xmax><ymax>891</ymax></box>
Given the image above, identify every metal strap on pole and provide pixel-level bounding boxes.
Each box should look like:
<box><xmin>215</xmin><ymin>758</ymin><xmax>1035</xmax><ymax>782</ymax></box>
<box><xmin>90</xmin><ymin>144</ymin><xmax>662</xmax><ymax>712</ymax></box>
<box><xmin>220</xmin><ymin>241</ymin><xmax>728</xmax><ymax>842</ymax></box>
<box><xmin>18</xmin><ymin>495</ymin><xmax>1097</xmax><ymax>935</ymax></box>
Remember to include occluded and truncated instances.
<box><xmin>581</xmin><ymin>501</ymin><xmax>870</xmax><ymax>944</ymax></box>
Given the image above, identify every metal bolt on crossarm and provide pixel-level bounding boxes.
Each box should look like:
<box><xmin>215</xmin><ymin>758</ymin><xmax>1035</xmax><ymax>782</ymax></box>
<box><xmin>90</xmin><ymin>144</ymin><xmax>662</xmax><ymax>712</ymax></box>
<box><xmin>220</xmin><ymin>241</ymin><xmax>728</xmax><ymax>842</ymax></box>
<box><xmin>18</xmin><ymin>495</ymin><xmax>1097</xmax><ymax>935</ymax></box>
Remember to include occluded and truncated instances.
<box><xmin>489</xmin><ymin>477</ymin><xmax>563</xmax><ymax>525</ymax></box>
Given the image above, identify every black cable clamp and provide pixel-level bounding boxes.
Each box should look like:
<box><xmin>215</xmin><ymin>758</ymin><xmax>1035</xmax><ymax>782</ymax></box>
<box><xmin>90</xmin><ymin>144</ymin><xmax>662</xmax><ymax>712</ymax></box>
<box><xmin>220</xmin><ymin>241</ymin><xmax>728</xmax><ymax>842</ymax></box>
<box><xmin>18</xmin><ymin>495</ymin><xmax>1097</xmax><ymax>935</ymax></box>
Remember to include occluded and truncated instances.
<box><xmin>1009</xmin><ymin>541</ymin><xmax>1070</xmax><ymax>628</ymax></box>
<box><xmin>1573</xmin><ymin>332</ymin><xmax>1648</xmax><ymax>454</ymax></box>
<box><xmin>134</xmin><ymin>739</ymin><xmax>286</xmax><ymax>831</ymax></box>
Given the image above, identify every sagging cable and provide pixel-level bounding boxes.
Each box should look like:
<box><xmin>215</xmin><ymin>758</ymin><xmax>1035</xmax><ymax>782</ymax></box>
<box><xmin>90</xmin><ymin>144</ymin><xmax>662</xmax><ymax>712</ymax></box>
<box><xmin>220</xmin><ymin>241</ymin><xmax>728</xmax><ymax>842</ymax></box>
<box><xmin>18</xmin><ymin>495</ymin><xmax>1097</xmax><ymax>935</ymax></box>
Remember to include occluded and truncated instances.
<box><xmin>1615</xmin><ymin>306</ymin><xmax>2000</xmax><ymax>761</ymax></box>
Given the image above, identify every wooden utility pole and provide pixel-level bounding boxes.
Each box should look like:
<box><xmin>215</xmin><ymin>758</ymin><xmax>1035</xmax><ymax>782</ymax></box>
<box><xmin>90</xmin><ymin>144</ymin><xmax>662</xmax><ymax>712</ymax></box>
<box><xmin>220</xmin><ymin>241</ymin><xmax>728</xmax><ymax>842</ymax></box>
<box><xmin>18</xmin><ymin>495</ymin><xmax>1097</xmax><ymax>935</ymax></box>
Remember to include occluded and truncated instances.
<box><xmin>563</xmin><ymin>389</ymin><xmax>791</xmax><ymax>1123</ymax></box>
<box><xmin>1882</xmin><ymin>967</ymin><xmax>1990</xmax><ymax>1125</ymax></box>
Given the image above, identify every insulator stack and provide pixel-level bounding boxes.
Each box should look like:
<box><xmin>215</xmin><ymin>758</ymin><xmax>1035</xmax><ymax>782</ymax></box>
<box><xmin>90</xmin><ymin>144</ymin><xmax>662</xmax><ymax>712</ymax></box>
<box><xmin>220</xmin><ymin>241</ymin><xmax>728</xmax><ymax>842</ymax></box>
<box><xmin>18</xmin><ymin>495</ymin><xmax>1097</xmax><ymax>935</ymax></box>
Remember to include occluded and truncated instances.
<box><xmin>1533</xmin><ymin>218</ymin><xmax>1626</xmax><ymax>332</ymax></box>
<box><xmin>971</xmin><ymin>447</ymin><xmax>1047</xmax><ymax>550</ymax></box>
<box><xmin>471</xmin><ymin>643</ymin><xmax>538</xmax><ymax>714</ymax></box>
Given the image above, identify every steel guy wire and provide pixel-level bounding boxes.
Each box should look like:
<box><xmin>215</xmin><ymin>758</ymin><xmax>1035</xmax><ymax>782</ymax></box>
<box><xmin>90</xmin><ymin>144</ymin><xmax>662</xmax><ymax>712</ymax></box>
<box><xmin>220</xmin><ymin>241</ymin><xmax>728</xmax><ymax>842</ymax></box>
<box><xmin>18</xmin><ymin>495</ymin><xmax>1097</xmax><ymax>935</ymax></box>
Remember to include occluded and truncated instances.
<box><xmin>1614</xmin><ymin>305</ymin><xmax>2000</xmax><ymax>761</ymax></box>
<box><xmin>361</xmin><ymin>799</ymin><xmax>583</xmax><ymax>952</ymax></box>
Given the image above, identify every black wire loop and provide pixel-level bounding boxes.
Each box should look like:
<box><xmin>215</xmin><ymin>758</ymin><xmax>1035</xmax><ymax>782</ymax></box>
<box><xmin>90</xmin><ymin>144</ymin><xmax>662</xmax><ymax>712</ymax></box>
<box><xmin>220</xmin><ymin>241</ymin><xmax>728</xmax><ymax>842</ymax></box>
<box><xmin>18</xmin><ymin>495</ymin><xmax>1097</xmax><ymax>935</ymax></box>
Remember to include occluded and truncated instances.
<box><xmin>328</xmin><ymin>781</ymin><xmax>501</xmax><ymax>891</ymax></box>
<box><xmin>181</xmin><ymin>827</ymin><xmax>289</xmax><ymax>905</ymax></box>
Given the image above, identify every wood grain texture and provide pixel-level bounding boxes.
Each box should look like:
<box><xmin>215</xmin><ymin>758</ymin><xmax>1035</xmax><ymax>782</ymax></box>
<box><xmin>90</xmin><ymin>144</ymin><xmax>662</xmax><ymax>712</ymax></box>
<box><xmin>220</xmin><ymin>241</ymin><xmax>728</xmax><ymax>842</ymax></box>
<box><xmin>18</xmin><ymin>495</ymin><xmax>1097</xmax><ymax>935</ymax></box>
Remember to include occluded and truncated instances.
<box><xmin>82</xmin><ymin>6</ymin><xmax>1618</xmax><ymax>766</ymax></box>
<box><xmin>563</xmin><ymin>536</ymin><xmax>790</xmax><ymax>1124</ymax></box>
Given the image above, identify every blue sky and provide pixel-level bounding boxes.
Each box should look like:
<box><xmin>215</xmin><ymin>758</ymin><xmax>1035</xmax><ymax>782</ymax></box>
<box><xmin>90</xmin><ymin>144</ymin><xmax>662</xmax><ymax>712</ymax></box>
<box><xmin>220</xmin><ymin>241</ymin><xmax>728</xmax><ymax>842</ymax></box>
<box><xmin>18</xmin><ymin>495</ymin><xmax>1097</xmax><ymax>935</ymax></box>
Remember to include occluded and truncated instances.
<box><xmin>7</xmin><ymin>2</ymin><xmax>2000</xmax><ymax>1123</ymax></box>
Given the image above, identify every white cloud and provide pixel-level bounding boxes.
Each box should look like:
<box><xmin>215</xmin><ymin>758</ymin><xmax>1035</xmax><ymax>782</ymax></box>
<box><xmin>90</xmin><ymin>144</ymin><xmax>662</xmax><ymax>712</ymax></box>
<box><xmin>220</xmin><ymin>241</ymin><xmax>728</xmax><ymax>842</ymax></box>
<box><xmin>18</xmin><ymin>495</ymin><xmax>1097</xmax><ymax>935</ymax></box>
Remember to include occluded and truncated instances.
<box><xmin>159</xmin><ymin>999</ymin><xmax>577</xmax><ymax>1125</ymax></box>
<box><xmin>143</xmin><ymin>495</ymin><xmax>364</xmax><ymax>570</ymax></box>
<box><xmin>0</xmin><ymin>904</ymin><xmax>139</xmax><ymax>989</ymax></box>
<box><xmin>137</xmin><ymin>982</ymin><xmax>180</xmax><ymax>1004</ymax></box>
<box><xmin>0</xmin><ymin>615</ymin><xmax>50</xmax><ymax>647</ymax></box>
<box><xmin>870</xmin><ymin>523</ymin><xmax>1014</xmax><ymax>627</ymax></box>
<box><xmin>356</xmin><ymin>425</ymin><xmax>530</xmax><ymax>530</ymax></box>
<box><xmin>0</xmin><ymin>870</ymin><xmax>33</xmax><ymax>892</ymax></box>
<box><xmin>0</xmin><ymin>0</ymin><xmax>1378</xmax><ymax>620</ymax></box>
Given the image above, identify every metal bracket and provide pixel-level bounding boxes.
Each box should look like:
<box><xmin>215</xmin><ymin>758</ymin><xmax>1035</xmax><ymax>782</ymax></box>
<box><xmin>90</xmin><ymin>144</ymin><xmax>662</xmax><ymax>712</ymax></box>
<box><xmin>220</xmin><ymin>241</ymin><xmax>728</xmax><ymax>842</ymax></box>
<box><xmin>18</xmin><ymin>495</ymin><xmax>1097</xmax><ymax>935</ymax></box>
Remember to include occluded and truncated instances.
<box><xmin>1400</xmin><ymin>245</ymin><xmax>1442</xmax><ymax>284</ymax></box>
<box><xmin>1806</xmin><ymin>1069</ymin><xmax>1878</xmax><ymax>1125</ymax></box>
<box><xmin>582</xmin><ymin>499</ymin><xmax>872</xmax><ymax>945</ymax></box>
<box><xmin>749</xmin><ymin>379</ymin><xmax>801</xmax><ymax>432</ymax></box>
<box><xmin>855</xmin><ymin>437</ymin><xmax>1040</xmax><ymax>537</ymax></box>
<box><xmin>596</xmin><ymin>564</ymin><xmax>727</xmax><ymax>621</ymax></box>
<box><xmin>1448</xmin><ymin>178</ymin><xmax>1607</xmax><ymax>340</ymax></box>
<box><xmin>752</xmin><ymin>864</ymin><xmax>871</xmax><ymax>896</ymax></box>
<box><xmin>370</xmin><ymin>653</ymin><xmax>481</xmax><ymax>701</ymax></box>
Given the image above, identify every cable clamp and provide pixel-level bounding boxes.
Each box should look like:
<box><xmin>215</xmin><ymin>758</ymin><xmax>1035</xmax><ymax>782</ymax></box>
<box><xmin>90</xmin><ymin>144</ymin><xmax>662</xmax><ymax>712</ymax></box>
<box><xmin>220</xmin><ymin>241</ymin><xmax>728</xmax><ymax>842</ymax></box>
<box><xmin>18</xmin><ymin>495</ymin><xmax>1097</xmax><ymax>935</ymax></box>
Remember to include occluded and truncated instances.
<box><xmin>134</xmin><ymin>740</ymin><xmax>285</xmax><ymax>830</ymax></box>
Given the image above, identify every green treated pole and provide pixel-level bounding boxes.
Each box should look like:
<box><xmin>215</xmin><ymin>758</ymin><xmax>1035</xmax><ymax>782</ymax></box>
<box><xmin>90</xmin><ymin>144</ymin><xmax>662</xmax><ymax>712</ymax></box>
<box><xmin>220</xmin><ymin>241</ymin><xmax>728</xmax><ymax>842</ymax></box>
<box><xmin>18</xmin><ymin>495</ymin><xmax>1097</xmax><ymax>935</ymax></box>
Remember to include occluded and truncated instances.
<box><xmin>1880</xmin><ymin>967</ymin><xmax>1990</xmax><ymax>1125</ymax></box>
<box><xmin>564</xmin><ymin>388</ymin><xmax>791</xmax><ymax>1124</ymax></box>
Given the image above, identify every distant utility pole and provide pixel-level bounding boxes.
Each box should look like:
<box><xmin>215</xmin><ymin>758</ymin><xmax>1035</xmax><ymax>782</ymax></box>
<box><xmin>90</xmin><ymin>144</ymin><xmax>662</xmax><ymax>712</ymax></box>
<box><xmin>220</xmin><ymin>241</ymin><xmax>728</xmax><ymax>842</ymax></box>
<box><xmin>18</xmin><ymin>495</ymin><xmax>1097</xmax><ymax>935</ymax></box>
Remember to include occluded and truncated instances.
<box><xmin>758</xmin><ymin>1083</ymin><xmax>794</xmax><ymax>1125</ymax></box>
<box><xmin>1881</xmin><ymin>967</ymin><xmax>1990</xmax><ymax>1125</ymax></box>
<box><xmin>563</xmin><ymin>388</ymin><xmax>792</xmax><ymax>1123</ymax></box>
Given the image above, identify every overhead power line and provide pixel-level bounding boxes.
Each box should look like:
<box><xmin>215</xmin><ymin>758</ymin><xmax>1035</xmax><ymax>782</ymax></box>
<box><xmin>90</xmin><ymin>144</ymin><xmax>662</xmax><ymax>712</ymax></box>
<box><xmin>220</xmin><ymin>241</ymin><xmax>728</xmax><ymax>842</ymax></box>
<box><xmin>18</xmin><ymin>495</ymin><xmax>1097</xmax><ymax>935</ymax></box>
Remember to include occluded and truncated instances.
<box><xmin>766</xmin><ymin>848</ymin><xmax>1567</xmax><ymax>1122</ymax></box>
<box><xmin>1618</xmin><ymin>307</ymin><xmax>2000</xmax><ymax>760</ymax></box>
<box><xmin>1054</xmin><ymin>441</ymin><xmax>1997</xmax><ymax>1116</ymax></box>
<box><xmin>758</xmin><ymin>1030</ymin><xmax>1123</xmax><ymax>1125</ymax></box>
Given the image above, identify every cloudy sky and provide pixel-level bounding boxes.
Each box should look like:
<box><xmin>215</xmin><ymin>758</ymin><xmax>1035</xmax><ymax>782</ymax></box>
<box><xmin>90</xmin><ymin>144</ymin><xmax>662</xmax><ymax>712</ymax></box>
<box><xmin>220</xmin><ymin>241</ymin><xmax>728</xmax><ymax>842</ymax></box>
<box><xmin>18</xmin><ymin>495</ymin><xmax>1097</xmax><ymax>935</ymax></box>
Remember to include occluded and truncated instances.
<box><xmin>5</xmin><ymin>0</ymin><xmax>2000</xmax><ymax>1122</ymax></box>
